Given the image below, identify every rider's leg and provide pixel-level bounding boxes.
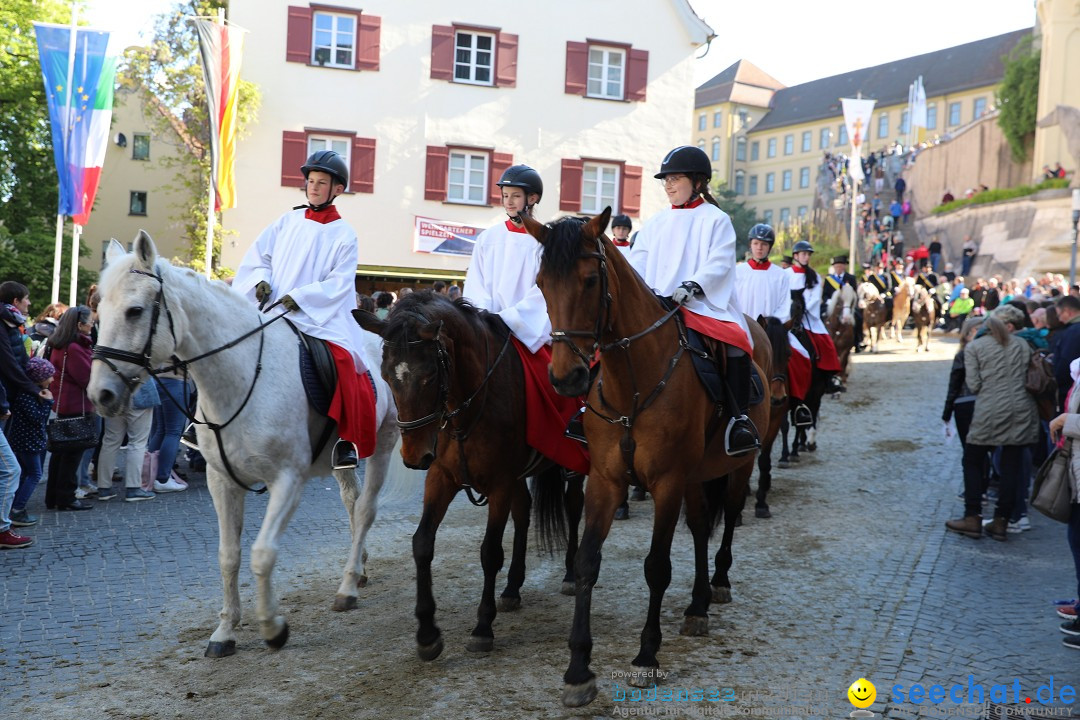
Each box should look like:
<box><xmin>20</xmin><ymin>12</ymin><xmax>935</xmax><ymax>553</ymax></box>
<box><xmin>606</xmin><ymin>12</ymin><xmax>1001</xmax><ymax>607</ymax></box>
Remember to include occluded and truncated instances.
<box><xmin>722</xmin><ymin>346</ymin><xmax>760</xmax><ymax>457</ymax></box>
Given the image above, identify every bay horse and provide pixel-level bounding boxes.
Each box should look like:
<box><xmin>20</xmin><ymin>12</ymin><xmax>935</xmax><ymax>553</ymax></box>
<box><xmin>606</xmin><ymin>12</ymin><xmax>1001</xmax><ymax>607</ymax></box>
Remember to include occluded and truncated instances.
<box><xmin>355</xmin><ymin>292</ymin><xmax>583</xmax><ymax>660</ymax></box>
<box><xmin>750</xmin><ymin>315</ymin><xmax>791</xmax><ymax>519</ymax></box>
<box><xmin>858</xmin><ymin>282</ymin><xmax>888</xmax><ymax>353</ymax></box>
<box><xmin>522</xmin><ymin>209</ymin><xmax>769</xmax><ymax>708</ymax></box>
<box><xmin>780</xmin><ymin>291</ymin><xmax>828</xmax><ymax>460</ymax></box>
<box><xmin>825</xmin><ymin>284</ymin><xmax>858</xmax><ymax>382</ymax></box>
<box><xmin>88</xmin><ymin>233</ymin><xmax>400</xmax><ymax>658</ymax></box>
<box><xmin>889</xmin><ymin>277</ymin><xmax>913</xmax><ymax>342</ymax></box>
<box><xmin>911</xmin><ymin>285</ymin><xmax>936</xmax><ymax>352</ymax></box>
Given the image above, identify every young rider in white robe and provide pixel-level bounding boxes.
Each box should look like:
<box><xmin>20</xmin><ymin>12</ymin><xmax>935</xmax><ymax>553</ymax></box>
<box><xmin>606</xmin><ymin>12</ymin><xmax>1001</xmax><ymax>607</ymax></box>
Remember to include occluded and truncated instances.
<box><xmin>625</xmin><ymin>145</ymin><xmax>759</xmax><ymax>457</ymax></box>
<box><xmin>232</xmin><ymin>150</ymin><xmax>376</xmax><ymax>470</ymax></box>
<box><xmin>786</xmin><ymin>241</ymin><xmax>846</xmax><ymax>394</ymax></box>
<box><xmin>610</xmin><ymin>214</ymin><xmax>633</xmax><ymax>253</ymax></box>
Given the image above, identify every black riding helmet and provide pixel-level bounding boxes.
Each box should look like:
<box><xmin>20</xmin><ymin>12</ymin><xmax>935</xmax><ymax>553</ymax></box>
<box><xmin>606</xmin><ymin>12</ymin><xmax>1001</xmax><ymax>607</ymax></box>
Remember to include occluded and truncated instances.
<box><xmin>791</xmin><ymin>240</ymin><xmax>815</xmax><ymax>254</ymax></box>
<box><xmin>611</xmin><ymin>214</ymin><xmax>633</xmax><ymax>229</ymax></box>
<box><xmin>496</xmin><ymin>164</ymin><xmax>543</xmax><ymax>202</ymax></box>
<box><xmin>747</xmin><ymin>223</ymin><xmax>775</xmax><ymax>245</ymax></box>
<box><xmin>302</xmin><ymin>150</ymin><xmax>349</xmax><ymax>188</ymax></box>
<box><xmin>654</xmin><ymin>145</ymin><xmax>712</xmax><ymax>178</ymax></box>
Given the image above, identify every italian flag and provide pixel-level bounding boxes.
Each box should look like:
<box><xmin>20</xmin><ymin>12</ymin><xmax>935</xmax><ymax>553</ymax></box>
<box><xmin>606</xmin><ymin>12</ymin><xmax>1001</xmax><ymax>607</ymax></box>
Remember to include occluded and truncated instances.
<box><xmin>72</xmin><ymin>55</ymin><xmax>117</xmax><ymax>226</ymax></box>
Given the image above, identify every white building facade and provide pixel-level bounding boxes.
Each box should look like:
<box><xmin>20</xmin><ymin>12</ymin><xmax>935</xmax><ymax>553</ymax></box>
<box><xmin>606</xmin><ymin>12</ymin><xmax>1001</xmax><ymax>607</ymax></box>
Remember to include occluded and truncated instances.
<box><xmin>223</xmin><ymin>0</ymin><xmax>712</xmax><ymax>285</ymax></box>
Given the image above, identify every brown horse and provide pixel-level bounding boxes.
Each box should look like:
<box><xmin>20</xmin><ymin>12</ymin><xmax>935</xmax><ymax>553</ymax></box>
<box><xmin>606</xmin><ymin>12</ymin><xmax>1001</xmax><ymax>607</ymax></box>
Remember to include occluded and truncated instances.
<box><xmin>750</xmin><ymin>315</ymin><xmax>790</xmax><ymax>519</ymax></box>
<box><xmin>911</xmin><ymin>285</ymin><xmax>936</xmax><ymax>352</ymax></box>
<box><xmin>355</xmin><ymin>292</ymin><xmax>583</xmax><ymax>660</ymax></box>
<box><xmin>523</xmin><ymin>209</ymin><xmax>769</xmax><ymax>708</ymax></box>
<box><xmin>825</xmin><ymin>284</ymin><xmax>858</xmax><ymax>382</ymax></box>
<box><xmin>858</xmin><ymin>282</ymin><xmax>888</xmax><ymax>353</ymax></box>
<box><xmin>889</xmin><ymin>277</ymin><xmax>912</xmax><ymax>342</ymax></box>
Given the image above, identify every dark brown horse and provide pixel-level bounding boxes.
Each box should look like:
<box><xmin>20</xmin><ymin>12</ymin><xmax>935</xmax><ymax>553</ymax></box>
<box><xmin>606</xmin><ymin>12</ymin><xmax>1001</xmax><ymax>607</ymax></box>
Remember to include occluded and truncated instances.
<box><xmin>825</xmin><ymin>284</ymin><xmax>857</xmax><ymax>382</ymax></box>
<box><xmin>911</xmin><ymin>285</ymin><xmax>936</xmax><ymax>352</ymax></box>
<box><xmin>750</xmin><ymin>315</ymin><xmax>791</xmax><ymax>519</ymax></box>
<box><xmin>355</xmin><ymin>292</ymin><xmax>583</xmax><ymax>660</ymax></box>
<box><xmin>523</xmin><ymin>209</ymin><xmax>769</xmax><ymax>708</ymax></box>
<box><xmin>858</xmin><ymin>282</ymin><xmax>888</xmax><ymax>353</ymax></box>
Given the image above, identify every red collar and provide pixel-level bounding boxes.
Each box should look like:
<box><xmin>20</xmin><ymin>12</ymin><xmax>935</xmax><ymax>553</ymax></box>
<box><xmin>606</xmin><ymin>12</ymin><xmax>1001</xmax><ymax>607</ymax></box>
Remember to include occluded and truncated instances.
<box><xmin>792</xmin><ymin>265</ymin><xmax>806</xmax><ymax>274</ymax></box>
<box><xmin>747</xmin><ymin>258</ymin><xmax>771</xmax><ymax>270</ymax></box>
<box><xmin>612</xmin><ymin>238</ymin><xmax>631</xmax><ymax>247</ymax></box>
<box><xmin>505</xmin><ymin>219</ymin><xmax>527</xmax><ymax>234</ymax></box>
<box><xmin>304</xmin><ymin>205</ymin><xmax>341</xmax><ymax>224</ymax></box>
<box><xmin>671</xmin><ymin>197</ymin><xmax>705</xmax><ymax>210</ymax></box>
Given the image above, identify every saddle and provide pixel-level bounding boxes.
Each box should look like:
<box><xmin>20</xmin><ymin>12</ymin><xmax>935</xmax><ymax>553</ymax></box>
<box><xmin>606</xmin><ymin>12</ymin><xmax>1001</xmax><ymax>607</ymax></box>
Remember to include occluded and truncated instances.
<box><xmin>683</xmin><ymin>324</ymin><xmax>764</xmax><ymax>408</ymax></box>
<box><xmin>287</xmin><ymin>322</ymin><xmax>341</xmax><ymax>463</ymax></box>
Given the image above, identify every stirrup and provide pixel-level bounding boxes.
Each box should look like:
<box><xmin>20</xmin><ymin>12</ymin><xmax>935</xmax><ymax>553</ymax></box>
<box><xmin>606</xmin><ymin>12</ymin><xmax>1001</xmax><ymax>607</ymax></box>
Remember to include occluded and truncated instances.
<box><xmin>564</xmin><ymin>406</ymin><xmax>587</xmax><ymax>445</ymax></box>
<box><xmin>724</xmin><ymin>415</ymin><xmax>760</xmax><ymax>457</ymax></box>
<box><xmin>793</xmin><ymin>404</ymin><xmax>813</xmax><ymax>427</ymax></box>
<box><xmin>180</xmin><ymin>423</ymin><xmax>199</xmax><ymax>450</ymax></box>
<box><xmin>332</xmin><ymin>440</ymin><xmax>359</xmax><ymax>470</ymax></box>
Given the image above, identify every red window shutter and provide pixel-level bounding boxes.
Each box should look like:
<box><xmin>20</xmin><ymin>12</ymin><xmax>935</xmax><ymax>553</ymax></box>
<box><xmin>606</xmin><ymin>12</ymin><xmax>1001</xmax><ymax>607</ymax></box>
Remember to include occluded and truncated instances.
<box><xmin>489</xmin><ymin>152</ymin><xmax>514</xmax><ymax>205</ymax></box>
<box><xmin>560</xmin><ymin>159</ymin><xmax>584</xmax><ymax>212</ymax></box>
<box><xmin>430</xmin><ymin>25</ymin><xmax>455</xmax><ymax>81</ymax></box>
<box><xmin>626</xmin><ymin>49</ymin><xmax>649</xmax><ymax>102</ymax></box>
<box><xmin>425</xmin><ymin>146</ymin><xmax>449</xmax><ymax>201</ymax></box>
<box><xmin>351</xmin><ymin>137</ymin><xmax>376</xmax><ymax>193</ymax></box>
<box><xmin>356</xmin><ymin>14</ymin><xmax>381</xmax><ymax>71</ymax></box>
<box><xmin>281</xmin><ymin>131</ymin><xmax>308</xmax><ymax>188</ymax></box>
<box><xmin>286</xmin><ymin>6</ymin><xmax>313</xmax><ymax>64</ymax></box>
<box><xmin>495</xmin><ymin>32</ymin><xmax>518</xmax><ymax>88</ymax></box>
<box><xmin>565</xmin><ymin>41</ymin><xmax>588</xmax><ymax>96</ymax></box>
<box><xmin>620</xmin><ymin>164</ymin><xmax>642</xmax><ymax>216</ymax></box>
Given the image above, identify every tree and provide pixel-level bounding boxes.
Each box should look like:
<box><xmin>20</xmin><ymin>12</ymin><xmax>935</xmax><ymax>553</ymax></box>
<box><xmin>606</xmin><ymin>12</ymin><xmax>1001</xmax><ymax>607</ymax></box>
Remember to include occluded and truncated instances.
<box><xmin>997</xmin><ymin>35</ymin><xmax>1040</xmax><ymax>162</ymax></box>
<box><xmin>711</xmin><ymin>182</ymin><xmax>760</xmax><ymax>260</ymax></box>
<box><xmin>121</xmin><ymin>0</ymin><xmax>260</xmax><ymax>275</ymax></box>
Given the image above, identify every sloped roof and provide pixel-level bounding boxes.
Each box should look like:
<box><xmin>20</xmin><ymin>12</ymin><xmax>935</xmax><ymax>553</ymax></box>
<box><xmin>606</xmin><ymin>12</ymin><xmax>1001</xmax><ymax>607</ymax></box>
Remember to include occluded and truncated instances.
<box><xmin>695</xmin><ymin>59</ymin><xmax>785</xmax><ymax>108</ymax></box>
<box><xmin>748</xmin><ymin>27</ymin><xmax>1032</xmax><ymax>133</ymax></box>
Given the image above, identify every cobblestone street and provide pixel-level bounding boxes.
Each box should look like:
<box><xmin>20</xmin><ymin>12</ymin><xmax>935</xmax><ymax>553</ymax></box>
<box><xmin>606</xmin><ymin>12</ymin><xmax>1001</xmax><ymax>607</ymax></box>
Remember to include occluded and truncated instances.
<box><xmin>1</xmin><ymin>335</ymin><xmax>1075</xmax><ymax>719</ymax></box>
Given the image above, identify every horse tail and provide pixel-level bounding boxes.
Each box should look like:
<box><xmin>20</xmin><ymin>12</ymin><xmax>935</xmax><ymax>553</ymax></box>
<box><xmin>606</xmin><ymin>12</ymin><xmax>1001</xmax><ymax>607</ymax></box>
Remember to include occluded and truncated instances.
<box><xmin>702</xmin><ymin>476</ymin><xmax>727</xmax><ymax>539</ymax></box>
<box><xmin>531</xmin><ymin>466</ymin><xmax>568</xmax><ymax>553</ymax></box>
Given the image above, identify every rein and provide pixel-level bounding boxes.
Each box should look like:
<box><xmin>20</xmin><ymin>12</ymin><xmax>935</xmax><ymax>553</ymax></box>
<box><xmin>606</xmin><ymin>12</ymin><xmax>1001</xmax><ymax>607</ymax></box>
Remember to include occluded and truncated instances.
<box><xmin>93</xmin><ymin>268</ymin><xmax>290</xmax><ymax>494</ymax></box>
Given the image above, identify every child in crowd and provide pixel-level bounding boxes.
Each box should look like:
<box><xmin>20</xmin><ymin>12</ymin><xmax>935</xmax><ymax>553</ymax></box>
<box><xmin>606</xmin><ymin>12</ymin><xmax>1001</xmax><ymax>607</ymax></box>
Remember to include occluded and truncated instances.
<box><xmin>7</xmin><ymin>358</ymin><xmax>55</xmax><ymax>531</ymax></box>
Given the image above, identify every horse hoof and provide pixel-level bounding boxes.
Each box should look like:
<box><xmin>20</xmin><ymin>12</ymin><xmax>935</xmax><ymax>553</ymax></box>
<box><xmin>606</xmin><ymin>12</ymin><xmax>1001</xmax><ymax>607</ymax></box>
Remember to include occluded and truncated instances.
<box><xmin>265</xmin><ymin>622</ymin><xmax>290</xmax><ymax>650</ymax></box>
<box><xmin>789</xmin><ymin>455</ymin><xmax>801</xmax><ymax>464</ymax></box>
<box><xmin>777</xmin><ymin>459</ymin><xmax>790</xmax><ymax>469</ymax></box>
<box><xmin>807</xmin><ymin>443</ymin><xmax>817</xmax><ymax>452</ymax></box>
<box><xmin>711</xmin><ymin>585</ymin><xmax>732</xmax><ymax>604</ymax></box>
<box><xmin>497</xmin><ymin>595</ymin><xmax>521</xmax><ymax>612</ymax></box>
<box><xmin>629</xmin><ymin>665</ymin><xmax>660</xmax><ymax>688</ymax></box>
<box><xmin>560</xmin><ymin>580</ymin><xmax>575</xmax><ymax>596</ymax></box>
<box><xmin>204</xmin><ymin>640</ymin><xmax>236</xmax><ymax>658</ymax></box>
<box><xmin>680</xmin><ymin>615</ymin><xmax>709</xmax><ymax>636</ymax></box>
<box><xmin>755</xmin><ymin>506</ymin><xmax>772</xmax><ymax>519</ymax></box>
<box><xmin>332</xmin><ymin>594</ymin><xmax>358</xmax><ymax>612</ymax></box>
<box><xmin>562</xmin><ymin>678</ymin><xmax>598</xmax><ymax>707</ymax></box>
<box><xmin>466</xmin><ymin>634</ymin><xmax>494</xmax><ymax>653</ymax></box>
<box><xmin>417</xmin><ymin>636</ymin><xmax>444</xmax><ymax>662</ymax></box>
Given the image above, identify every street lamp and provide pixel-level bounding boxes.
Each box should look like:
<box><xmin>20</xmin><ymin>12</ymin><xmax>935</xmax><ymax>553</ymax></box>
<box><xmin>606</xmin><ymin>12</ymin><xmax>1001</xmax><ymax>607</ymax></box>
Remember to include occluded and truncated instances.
<box><xmin>1071</xmin><ymin>189</ymin><xmax>1080</xmax><ymax>288</ymax></box>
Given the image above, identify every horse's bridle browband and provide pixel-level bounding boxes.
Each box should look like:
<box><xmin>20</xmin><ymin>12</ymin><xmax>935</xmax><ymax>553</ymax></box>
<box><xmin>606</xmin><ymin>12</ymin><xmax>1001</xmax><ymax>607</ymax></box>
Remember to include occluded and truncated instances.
<box><xmin>93</xmin><ymin>268</ymin><xmax>290</xmax><ymax>494</ymax></box>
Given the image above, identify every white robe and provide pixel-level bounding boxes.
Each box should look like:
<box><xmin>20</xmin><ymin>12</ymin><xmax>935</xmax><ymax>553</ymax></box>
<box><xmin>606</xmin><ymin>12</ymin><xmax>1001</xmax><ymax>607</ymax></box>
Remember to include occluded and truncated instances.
<box><xmin>786</xmin><ymin>267</ymin><xmax>828</xmax><ymax>335</ymax></box>
<box><xmin>734</xmin><ymin>261</ymin><xmax>790</xmax><ymax>322</ymax></box>
<box><xmin>233</xmin><ymin>209</ymin><xmax>370</xmax><ymax>372</ymax></box>
<box><xmin>462</xmin><ymin>220</ymin><xmax>551</xmax><ymax>353</ymax></box>
<box><xmin>626</xmin><ymin>202</ymin><xmax>750</xmax><ymax>343</ymax></box>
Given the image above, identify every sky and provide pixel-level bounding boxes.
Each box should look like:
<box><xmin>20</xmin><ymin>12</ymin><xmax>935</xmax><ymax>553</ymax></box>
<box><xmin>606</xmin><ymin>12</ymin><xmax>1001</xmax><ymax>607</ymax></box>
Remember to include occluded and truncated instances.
<box><xmin>83</xmin><ymin>0</ymin><xmax>1037</xmax><ymax>89</ymax></box>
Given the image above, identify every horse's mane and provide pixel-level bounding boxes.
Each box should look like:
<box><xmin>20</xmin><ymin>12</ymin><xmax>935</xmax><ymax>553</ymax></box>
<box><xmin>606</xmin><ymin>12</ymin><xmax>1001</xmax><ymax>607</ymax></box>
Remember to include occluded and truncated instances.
<box><xmin>761</xmin><ymin>316</ymin><xmax>788</xmax><ymax>365</ymax></box>
<box><xmin>826</xmin><ymin>283</ymin><xmax>857</xmax><ymax>316</ymax></box>
<box><xmin>537</xmin><ymin>216</ymin><xmax>590</xmax><ymax>279</ymax></box>
<box><xmin>99</xmin><ymin>252</ymin><xmax>240</xmax><ymax>308</ymax></box>
<box><xmin>382</xmin><ymin>290</ymin><xmax>495</xmax><ymax>344</ymax></box>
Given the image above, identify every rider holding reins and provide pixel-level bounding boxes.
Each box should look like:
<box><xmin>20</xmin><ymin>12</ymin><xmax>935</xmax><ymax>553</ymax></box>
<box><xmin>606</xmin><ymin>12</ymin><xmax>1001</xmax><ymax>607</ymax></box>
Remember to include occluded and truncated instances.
<box><xmin>787</xmin><ymin>241</ymin><xmax>846</xmax><ymax>394</ymax></box>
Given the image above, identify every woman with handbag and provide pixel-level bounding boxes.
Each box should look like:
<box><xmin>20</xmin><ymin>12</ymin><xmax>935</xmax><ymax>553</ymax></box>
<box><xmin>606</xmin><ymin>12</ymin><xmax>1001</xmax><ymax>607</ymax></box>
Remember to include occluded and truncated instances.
<box><xmin>1047</xmin><ymin>359</ymin><xmax>1080</xmax><ymax>649</ymax></box>
<box><xmin>43</xmin><ymin>306</ymin><xmax>99</xmax><ymax>511</ymax></box>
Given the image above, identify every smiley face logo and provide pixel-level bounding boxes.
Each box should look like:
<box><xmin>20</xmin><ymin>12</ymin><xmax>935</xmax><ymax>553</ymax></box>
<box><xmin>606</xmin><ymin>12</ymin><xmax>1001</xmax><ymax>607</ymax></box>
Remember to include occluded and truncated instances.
<box><xmin>848</xmin><ymin>678</ymin><xmax>876</xmax><ymax>709</ymax></box>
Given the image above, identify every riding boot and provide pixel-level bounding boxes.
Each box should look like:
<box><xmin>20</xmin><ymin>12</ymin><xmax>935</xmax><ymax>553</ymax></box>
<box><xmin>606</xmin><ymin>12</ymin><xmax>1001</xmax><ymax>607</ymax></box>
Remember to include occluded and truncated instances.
<box><xmin>722</xmin><ymin>350</ymin><xmax>760</xmax><ymax>457</ymax></box>
<box><xmin>331</xmin><ymin>440</ymin><xmax>359</xmax><ymax>470</ymax></box>
<box><xmin>826</xmin><ymin>373</ymin><xmax>846</xmax><ymax>394</ymax></box>
<box><xmin>180</xmin><ymin>423</ymin><xmax>199</xmax><ymax>450</ymax></box>
<box><xmin>565</xmin><ymin>406</ymin><xmax>587</xmax><ymax>444</ymax></box>
<box><xmin>793</xmin><ymin>403</ymin><xmax>814</xmax><ymax>427</ymax></box>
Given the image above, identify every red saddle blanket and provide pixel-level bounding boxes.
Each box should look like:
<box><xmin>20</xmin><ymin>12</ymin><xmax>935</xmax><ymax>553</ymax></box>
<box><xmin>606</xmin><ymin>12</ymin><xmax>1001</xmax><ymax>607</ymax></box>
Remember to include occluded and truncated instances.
<box><xmin>327</xmin><ymin>343</ymin><xmax>377</xmax><ymax>458</ymax></box>
<box><xmin>512</xmin><ymin>338</ymin><xmax>590</xmax><ymax>475</ymax></box>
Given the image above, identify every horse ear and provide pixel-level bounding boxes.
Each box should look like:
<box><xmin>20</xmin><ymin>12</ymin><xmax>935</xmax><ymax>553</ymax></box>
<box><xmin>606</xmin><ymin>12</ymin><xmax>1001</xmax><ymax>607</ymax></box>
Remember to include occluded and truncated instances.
<box><xmin>756</xmin><ymin>314</ymin><xmax>768</xmax><ymax>331</ymax></box>
<box><xmin>353</xmin><ymin>309</ymin><xmax>387</xmax><ymax>337</ymax></box>
<box><xmin>586</xmin><ymin>206</ymin><xmax>613</xmax><ymax>241</ymax></box>
<box><xmin>520</xmin><ymin>215</ymin><xmax>548</xmax><ymax>245</ymax></box>
<box><xmin>132</xmin><ymin>230</ymin><xmax>158</xmax><ymax>271</ymax></box>
<box><xmin>782</xmin><ymin>318</ymin><xmax>793</xmax><ymax>331</ymax></box>
<box><xmin>105</xmin><ymin>238</ymin><xmax>126</xmax><ymax>266</ymax></box>
<box><xmin>418</xmin><ymin>319</ymin><xmax>443</xmax><ymax>341</ymax></box>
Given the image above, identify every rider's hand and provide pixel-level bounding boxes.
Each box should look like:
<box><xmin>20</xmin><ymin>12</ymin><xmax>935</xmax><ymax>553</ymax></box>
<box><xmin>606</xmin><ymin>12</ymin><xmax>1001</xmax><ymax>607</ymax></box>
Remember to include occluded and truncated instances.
<box><xmin>671</xmin><ymin>281</ymin><xmax>701</xmax><ymax>306</ymax></box>
<box><xmin>255</xmin><ymin>281</ymin><xmax>272</xmax><ymax>303</ymax></box>
<box><xmin>281</xmin><ymin>294</ymin><xmax>300</xmax><ymax>312</ymax></box>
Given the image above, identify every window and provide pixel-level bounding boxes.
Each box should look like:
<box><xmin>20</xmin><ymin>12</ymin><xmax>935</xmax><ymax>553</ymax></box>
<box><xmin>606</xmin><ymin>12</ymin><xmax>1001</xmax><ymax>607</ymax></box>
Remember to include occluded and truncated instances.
<box><xmin>454</xmin><ymin>30</ymin><xmax>495</xmax><ymax>85</ymax></box>
<box><xmin>767</xmin><ymin>138</ymin><xmax>776</xmax><ymax>158</ymax></box>
<box><xmin>783</xmin><ymin>134</ymin><xmax>794</xmax><ymax>155</ymax></box>
<box><xmin>927</xmin><ymin>104</ymin><xmax>938</xmax><ymax>130</ymax></box>
<box><xmin>765</xmin><ymin>172</ymin><xmax>775</xmax><ymax>193</ymax></box>
<box><xmin>713</xmin><ymin>111</ymin><xmax>722</xmax><ymax>128</ymax></box>
<box><xmin>749</xmin><ymin>175</ymin><xmax>758</xmax><ymax>196</ymax></box>
<box><xmin>711</xmin><ymin>137</ymin><xmax>721</xmax><ymax>162</ymax></box>
<box><xmin>735</xmin><ymin>137</ymin><xmax>747</xmax><ymax>162</ymax></box>
<box><xmin>819</xmin><ymin>127</ymin><xmax>830</xmax><ymax>149</ymax></box>
<box><xmin>877</xmin><ymin>113</ymin><xmax>889</xmax><ymax>139</ymax></box>
<box><xmin>799</xmin><ymin>167</ymin><xmax>810</xmax><ymax>188</ymax></box>
<box><xmin>973</xmin><ymin>97</ymin><xmax>987</xmax><ymax>120</ymax></box>
<box><xmin>779</xmin><ymin>207</ymin><xmax>790</xmax><ymax>224</ymax></box>
<box><xmin>587</xmin><ymin>46</ymin><xmax>625</xmax><ymax>100</ymax></box>
<box><xmin>801</xmin><ymin>131</ymin><xmax>811</xmax><ymax>153</ymax></box>
<box><xmin>797</xmin><ymin>205</ymin><xmax>807</xmax><ymax>218</ymax></box>
<box><xmin>312</xmin><ymin>11</ymin><xmax>356</xmax><ymax>68</ymax></box>
<box><xmin>308</xmin><ymin>135</ymin><xmax>351</xmax><ymax>165</ymax></box>
<box><xmin>738</xmin><ymin>110</ymin><xmax>748</xmax><ymax>128</ymax></box>
<box><xmin>900</xmin><ymin>110</ymin><xmax>910</xmax><ymax>134</ymax></box>
<box><xmin>447</xmin><ymin>150</ymin><xmax>488</xmax><ymax>204</ymax></box>
<box><xmin>734</xmin><ymin>170</ymin><xmax>745</xmax><ymax>196</ymax></box>
<box><xmin>948</xmin><ymin>102</ymin><xmax>961</xmax><ymax>126</ymax></box>
<box><xmin>581</xmin><ymin>162</ymin><xmax>619</xmax><ymax>214</ymax></box>
<box><xmin>132</xmin><ymin>133</ymin><xmax>150</xmax><ymax>160</ymax></box>
<box><xmin>750</xmin><ymin>141</ymin><xmax>759</xmax><ymax>161</ymax></box>
<box><xmin>129</xmin><ymin>191</ymin><xmax>147</xmax><ymax>216</ymax></box>
<box><xmin>698</xmin><ymin>114</ymin><xmax>707</xmax><ymax>131</ymax></box>
<box><xmin>763</xmin><ymin>209</ymin><xmax>773</xmax><ymax>224</ymax></box>
<box><xmin>697</xmin><ymin>139</ymin><xmax>706</xmax><ymax>150</ymax></box>
<box><xmin>284</xmin><ymin>130</ymin><xmax>376</xmax><ymax>193</ymax></box>
<box><xmin>781</xmin><ymin>170</ymin><xmax>792</xmax><ymax>191</ymax></box>
<box><xmin>837</xmin><ymin>124</ymin><xmax>847</xmax><ymax>145</ymax></box>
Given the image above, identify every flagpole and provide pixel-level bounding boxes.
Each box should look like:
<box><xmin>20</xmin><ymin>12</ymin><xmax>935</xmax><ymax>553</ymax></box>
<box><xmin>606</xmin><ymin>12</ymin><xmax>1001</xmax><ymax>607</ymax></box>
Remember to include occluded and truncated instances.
<box><xmin>203</xmin><ymin>7</ymin><xmax>225</xmax><ymax>278</ymax></box>
<box><xmin>70</xmin><ymin>224</ymin><xmax>81</xmax><ymax>306</ymax></box>
<box><xmin>52</xmin><ymin>216</ymin><xmax>64</xmax><ymax>304</ymax></box>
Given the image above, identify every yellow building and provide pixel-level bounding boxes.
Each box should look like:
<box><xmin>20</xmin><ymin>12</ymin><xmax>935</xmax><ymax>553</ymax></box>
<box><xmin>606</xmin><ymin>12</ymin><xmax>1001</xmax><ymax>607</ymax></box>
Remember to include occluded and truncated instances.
<box><xmin>695</xmin><ymin>28</ymin><xmax>1031</xmax><ymax>226</ymax></box>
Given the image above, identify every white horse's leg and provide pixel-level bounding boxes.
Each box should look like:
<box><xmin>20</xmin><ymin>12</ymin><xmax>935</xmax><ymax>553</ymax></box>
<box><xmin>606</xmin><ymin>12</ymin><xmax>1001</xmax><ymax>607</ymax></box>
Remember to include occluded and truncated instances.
<box><xmin>249</xmin><ymin>473</ymin><xmax>304</xmax><ymax>649</ymax></box>
<box><xmin>206</xmin><ymin>468</ymin><xmax>246</xmax><ymax>658</ymax></box>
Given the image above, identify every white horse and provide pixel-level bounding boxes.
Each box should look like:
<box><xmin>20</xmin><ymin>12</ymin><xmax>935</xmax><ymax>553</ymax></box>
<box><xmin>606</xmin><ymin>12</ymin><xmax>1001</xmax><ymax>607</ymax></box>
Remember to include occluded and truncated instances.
<box><xmin>87</xmin><ymin>232</ymin><xmax>399</xmax><ymax>658</ymax></box>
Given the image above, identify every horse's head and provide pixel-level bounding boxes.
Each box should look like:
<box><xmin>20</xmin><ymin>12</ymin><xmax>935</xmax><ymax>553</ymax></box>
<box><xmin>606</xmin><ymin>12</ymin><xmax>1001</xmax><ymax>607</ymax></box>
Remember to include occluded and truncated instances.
<box><xmin>758</xmin><ymin>315</ymin><xmax>790</xmax><ymax>404</ymax></box>
<box><xmin>524</xmin><ymin>208</ymin><xmax>613</xmax><ymax>397</ymax></box>
<box><xmin>89</xmin><ymin>232</ymin><xmax>183</xmax><ymax>416</ymax></box>
<box><xmin>355</xmin><ymin>292</ymin><xmax>458</xmax><ymax>470</ymax></box>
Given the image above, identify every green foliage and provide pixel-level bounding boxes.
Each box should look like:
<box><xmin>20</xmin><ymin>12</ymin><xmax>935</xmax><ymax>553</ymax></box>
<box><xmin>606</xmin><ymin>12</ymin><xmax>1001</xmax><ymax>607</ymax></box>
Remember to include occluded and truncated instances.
<box><xmin>0</xmin><ymin>218</ymin><xmax>97</xmax><ymax>312</ymax></box>
<box><xmin>711</xmin><ymin>183</ymin><xmax>759</xmax><ymax>259</ymax></box>
<box><xmin>997</xmin><ymin>36</ymin><xmax>1040</xmax><ymax>162</ymax></box>
<box><xmin>120</xmin><ymin>0</ymin><xmax>260</xmax><ymax>274</ymax></box>
<box><xmin>931</xmin><ymin>177</ymin><xmax>1067</xmax><ymax>214</ymax></box>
